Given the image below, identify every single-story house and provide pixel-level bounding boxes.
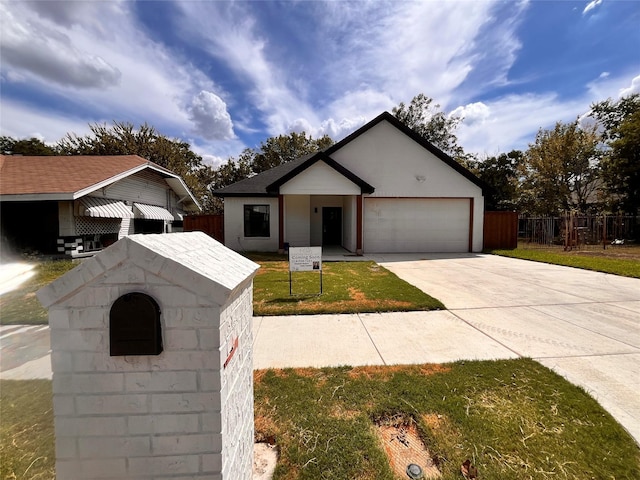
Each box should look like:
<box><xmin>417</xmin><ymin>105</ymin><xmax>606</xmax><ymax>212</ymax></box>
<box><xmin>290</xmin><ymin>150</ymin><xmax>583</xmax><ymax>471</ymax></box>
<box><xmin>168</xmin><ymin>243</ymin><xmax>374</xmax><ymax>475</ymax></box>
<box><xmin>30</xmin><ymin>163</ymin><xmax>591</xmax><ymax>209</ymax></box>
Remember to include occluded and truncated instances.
<box><xmin>0</xmin><ymin>155</ymin><xmax>200</xmax><ymax>256</ymax></box>
<box><xmin>214</xmin><ymin>112</ymin><xmax>485</xmax><ymax>254</ymax></box>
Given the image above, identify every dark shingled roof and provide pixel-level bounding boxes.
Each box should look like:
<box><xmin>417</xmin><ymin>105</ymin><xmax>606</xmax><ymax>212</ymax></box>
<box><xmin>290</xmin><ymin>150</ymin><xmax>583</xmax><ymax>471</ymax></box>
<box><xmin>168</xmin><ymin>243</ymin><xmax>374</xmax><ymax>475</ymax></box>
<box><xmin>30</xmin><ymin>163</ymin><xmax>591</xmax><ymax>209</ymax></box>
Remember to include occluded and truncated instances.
<box><xmin>213</xmin><ymin>111</ymin><xmax>484</xmax><ymax>197</ymax></box>
<box><xmin>213</xmin><ymin>154</ymin><xmax>315</xmax><ymax>197</ymax></box>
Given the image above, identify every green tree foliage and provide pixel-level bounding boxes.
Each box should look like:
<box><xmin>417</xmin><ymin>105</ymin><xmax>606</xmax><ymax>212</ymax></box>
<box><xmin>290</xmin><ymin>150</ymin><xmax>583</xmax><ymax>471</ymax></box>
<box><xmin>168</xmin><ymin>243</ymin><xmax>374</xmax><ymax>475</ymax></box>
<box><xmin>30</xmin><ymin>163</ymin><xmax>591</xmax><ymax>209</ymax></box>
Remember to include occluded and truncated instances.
<box><xmin>250</xmin><ymin>131</ymin><xmax>334</xmax><ymax>174</ymax></box>
<box><xmin>476</xmin><ymin>150</ymin><xmax>523</xmax><ymax>211</ymax></box>
<box><xmin>590</xmin><ymin>94</ymin><xmax>640</xmax><ymax>214</ymax></box>
<box><xmin>0</xmin><ymin>136</ymin><xmax>57</xmax><ymax>155</ymax></box>
<box><xmin>57</xmin><ymin>122</ymin><xmax>216</xmax><ymax>211</ymax></box>
<box><xmin>207</xmin><ymin>131</ymin><xmax>335</xmax><ymax>213</ymax></box>
<box><xmin>519</xmin><ymin>121</ymin><xmax>601</xmax><ymax>215</ymax></box>
<box><xmin>392</xmin><ymin>93</ymin><xmax>466</xmax><ymax>161</ymax></box>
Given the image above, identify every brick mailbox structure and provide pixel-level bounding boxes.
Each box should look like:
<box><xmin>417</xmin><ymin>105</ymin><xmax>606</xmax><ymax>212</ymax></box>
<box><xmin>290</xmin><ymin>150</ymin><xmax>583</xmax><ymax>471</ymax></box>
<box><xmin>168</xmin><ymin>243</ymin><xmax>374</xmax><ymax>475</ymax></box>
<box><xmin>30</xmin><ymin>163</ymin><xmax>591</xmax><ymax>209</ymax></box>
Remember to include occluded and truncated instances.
<box><xmin>37</xmin><ymin>232</ymin><xmax>259</xmax><ymax>479</ymax></box>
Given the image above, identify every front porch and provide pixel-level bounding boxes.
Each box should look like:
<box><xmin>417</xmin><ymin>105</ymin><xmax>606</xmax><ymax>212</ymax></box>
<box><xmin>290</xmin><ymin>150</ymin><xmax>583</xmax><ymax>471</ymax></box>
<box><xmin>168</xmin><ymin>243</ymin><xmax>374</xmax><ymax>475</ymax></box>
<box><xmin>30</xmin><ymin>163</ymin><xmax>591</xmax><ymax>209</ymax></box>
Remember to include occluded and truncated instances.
<box><xmin>280</xmin><ymin>193</ymin><xmax>364</xmax><ymax>254</ymax></box>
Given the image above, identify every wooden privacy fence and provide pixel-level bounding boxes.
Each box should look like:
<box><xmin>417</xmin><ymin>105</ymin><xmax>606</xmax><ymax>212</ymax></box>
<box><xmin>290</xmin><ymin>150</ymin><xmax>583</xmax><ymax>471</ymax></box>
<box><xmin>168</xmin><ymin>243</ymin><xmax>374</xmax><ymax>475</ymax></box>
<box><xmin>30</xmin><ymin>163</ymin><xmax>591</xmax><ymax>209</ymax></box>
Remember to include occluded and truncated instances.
<box><xmin>483</xmin><ymin>211</ymin><xmax>518</xmax><ymax>250</ymax></box>
<box><xmin>183</xmin><ymin>214</ymin><xmax>224</xmax><ymax>243</ymax></box>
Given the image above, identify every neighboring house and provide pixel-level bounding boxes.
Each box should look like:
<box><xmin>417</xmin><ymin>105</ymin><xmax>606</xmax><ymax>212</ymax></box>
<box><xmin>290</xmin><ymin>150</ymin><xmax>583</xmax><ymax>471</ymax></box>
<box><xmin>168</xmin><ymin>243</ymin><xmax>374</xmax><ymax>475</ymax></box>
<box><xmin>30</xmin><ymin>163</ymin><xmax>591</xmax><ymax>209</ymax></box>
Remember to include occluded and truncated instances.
<box><xmin>214</xmin><ymin>112</ymin><xmax>485</xmax><ymax>254</ymax></box>
<box><xmin>0</xmin><ymin>155</ymin><xmax>200</xmax><ymax>256</ymax></box>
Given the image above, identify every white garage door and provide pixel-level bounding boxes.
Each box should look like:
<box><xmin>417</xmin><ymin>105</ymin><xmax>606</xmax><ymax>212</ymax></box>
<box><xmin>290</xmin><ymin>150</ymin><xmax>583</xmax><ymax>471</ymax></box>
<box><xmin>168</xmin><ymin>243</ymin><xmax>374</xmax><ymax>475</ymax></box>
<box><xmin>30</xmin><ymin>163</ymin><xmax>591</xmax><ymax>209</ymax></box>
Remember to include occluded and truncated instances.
<box><xmin>363</xmin><ymin>198</ymin><xmax>470</xmax><ymax>252</ymax></box>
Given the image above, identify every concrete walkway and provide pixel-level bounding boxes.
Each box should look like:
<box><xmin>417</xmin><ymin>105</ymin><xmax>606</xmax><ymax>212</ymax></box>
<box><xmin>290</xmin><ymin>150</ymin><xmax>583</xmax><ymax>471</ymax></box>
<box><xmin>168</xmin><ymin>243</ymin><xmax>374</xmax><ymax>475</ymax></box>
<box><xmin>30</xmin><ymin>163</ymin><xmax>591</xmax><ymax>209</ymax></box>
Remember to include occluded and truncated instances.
<box><xmin>253</xmin><ymin>253</ymin><xmax>640</xmax><ymax>443</ymax></box>
<box><xmin>2</xmin><ymin>253</ymin><xmax>638</xmax><ymax>443</ymax></box>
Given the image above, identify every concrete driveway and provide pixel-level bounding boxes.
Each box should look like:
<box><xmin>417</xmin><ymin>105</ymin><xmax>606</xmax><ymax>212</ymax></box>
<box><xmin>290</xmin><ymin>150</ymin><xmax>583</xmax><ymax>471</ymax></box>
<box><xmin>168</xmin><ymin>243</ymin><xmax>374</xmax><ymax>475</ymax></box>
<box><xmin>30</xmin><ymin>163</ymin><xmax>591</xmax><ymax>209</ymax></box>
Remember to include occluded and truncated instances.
<box><xmin>372</xmin><ymin>253</ymin><xmax>640</xmax><ymax>443</ymax></box>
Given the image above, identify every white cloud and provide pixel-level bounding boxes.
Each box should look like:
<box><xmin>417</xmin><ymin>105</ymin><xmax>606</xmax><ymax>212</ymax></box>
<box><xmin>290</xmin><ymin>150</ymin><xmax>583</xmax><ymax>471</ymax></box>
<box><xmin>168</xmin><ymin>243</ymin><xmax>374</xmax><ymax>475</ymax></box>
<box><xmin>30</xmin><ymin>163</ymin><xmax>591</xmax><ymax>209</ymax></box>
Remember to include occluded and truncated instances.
<box><xmin>0</xmin><ymin>1</ymin><xmax>228</xmax><ymax>148</ymax></box>
<box><xmin>450</xmin><ymin>102</ymin><xmax>491</xmax><ymax>126</ymax></box>
<box><xmin>0</xmin><ymin>98</ymin><xmax>95</xmax><ymax>144</ymax></box>
<box><xmin>583</xmin><ymin>0</ymin><xmax>603</xmax><ymax>15</ymax></box>
<box><xmin>619</xmin><ymin>74</ymin><xmax>640</xmax><ymax>97</ymax></box>
<box><xmin>317</xmin><ymin>116</ymin><xmax>369</xmax><ymax>141</ymax></box>
<box><xmin>456</xmin><ymin>71</ymin><xmax>640</xmax><ymax>157</ymax></box>
<box><xmin>586</xmin><ymin>70</ymin><xmax>640</xmax><ymax>102</ymax></box>
<box><xmin>0</xmin><ymin>3</ymin><xmax>121</xmax><ymax>89</ymax></box>
<box><xmin>173</xmin><ymin>1</ymin><xmax>525</xmax><ymax>143</ymax></box>
<box><xmin>174</xmin><ymin>2</ymin><xmax>321</xmax><ymax>137</ymax></box>
<box><xmin>188</xmin><ymin>91</ymin><xmax>234</xmax><ymax>141</ymax></box>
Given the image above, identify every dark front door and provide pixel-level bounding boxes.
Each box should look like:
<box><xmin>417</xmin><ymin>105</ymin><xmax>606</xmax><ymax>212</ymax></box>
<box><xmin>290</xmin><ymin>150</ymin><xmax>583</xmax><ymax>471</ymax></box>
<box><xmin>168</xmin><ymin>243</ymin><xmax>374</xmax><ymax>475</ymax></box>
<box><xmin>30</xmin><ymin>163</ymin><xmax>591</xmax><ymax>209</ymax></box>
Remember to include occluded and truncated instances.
<box><xmin>322</xmin><ymin>207</ymin><xmax>342</xmax><ymax>245</ymax></box>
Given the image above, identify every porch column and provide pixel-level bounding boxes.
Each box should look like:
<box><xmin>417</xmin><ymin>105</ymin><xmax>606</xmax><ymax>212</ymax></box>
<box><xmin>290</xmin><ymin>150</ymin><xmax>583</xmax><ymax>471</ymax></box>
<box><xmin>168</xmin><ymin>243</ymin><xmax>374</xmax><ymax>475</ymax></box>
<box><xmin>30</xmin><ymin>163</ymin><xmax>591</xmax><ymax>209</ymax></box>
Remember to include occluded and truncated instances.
<box><xmin>278</xmin><ymin>194</ymin><xmax>285</xmax><ymax>253</ymax></box>
<box><xmin>356</xmin><ymin>194</ymin><xmax>363</xmax><ymax>255</ymax></box>
<box><xmin>468</xmin><ymin>197</ymin><xmax>474</xmax><ymax>253</ymax></box>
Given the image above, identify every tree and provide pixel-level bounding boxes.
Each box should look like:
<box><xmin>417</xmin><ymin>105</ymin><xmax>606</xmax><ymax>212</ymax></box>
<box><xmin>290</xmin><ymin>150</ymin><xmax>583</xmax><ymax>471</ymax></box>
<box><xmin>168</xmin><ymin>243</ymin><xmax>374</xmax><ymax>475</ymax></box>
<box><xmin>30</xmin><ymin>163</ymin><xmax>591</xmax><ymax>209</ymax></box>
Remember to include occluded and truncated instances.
<box><xmin>519</xmin><ymin>121</ymin><xmax>601</xmax><ymax>215</ymax></box>
<box><xmin>590</xmin><ymin>94</ymin><xmax>640</xmax><ymax>214</ymax></box>
<box><xmin>392</xmin><ymin>93</ymin><xmax>465</xmax><ymax>161</ymax></box>
<box><xmin>250</xmin><ymin>131</ymin><xmax>333</xmax><ymax>174</ymax></box>
<box><xmin>476</xmin><ymin>150</ymin><xmax>523</xmax><ymax>211</ymax></box>
<box><xmin>1</xmin><ymin>136</ymin><xmax>57</xmax><ymax>155</ymax></box>
<box><xmin>207</xmin><ymin>131</ymin><xmax>334</xmax><ymax>213</ymax></box>
<box><xmin>57</xmin><ymin>122</ymin><xmax>217</xmax><ymax>212</ymax></box>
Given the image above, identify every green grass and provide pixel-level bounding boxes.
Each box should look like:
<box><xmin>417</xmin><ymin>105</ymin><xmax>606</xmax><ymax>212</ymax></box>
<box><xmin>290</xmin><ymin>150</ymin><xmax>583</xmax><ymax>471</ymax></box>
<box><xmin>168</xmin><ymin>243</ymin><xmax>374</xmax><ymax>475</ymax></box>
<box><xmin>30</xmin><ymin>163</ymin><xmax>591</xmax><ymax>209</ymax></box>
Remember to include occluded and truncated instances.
<box><xmin>0</xmin><ymin>259</ymin><xmax>76</xmax><ymax>325</ymax></box>
<box><xmin>254</xmin><ymin>359</ymin><xmax>640</xmax><ymax>479</ymax></box>
<box><xmin>0</xmin><ymin>380</ymin><xmax>55</xmax><ymax>480</ymax></box>
<box><xmin>4</xmin><ymin>360</ymin><xmax>638</xmax><ymax>479</ymax></box>
<box><xmin>490</xmin><ymin>248</ymin><xmax>640</xmax><ymax>278</ymax></box>
<box><xmin>1</xmin><ymin>256</ymin><xmax>445</xmax><ymax>323</ymax></box>
<box><xmin>252</xmin><ymin>259</ymin><xmax>444</xmax><ymax>316</ymax></box>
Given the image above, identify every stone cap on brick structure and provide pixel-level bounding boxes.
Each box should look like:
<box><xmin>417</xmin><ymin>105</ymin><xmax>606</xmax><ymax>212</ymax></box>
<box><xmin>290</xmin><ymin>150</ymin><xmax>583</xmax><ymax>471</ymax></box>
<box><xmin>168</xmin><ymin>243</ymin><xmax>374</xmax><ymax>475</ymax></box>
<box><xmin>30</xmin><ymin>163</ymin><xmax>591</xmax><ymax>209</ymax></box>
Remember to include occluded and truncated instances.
<box><xmin>37</xmin><ymin>231</ymin><xmax>260</xmax><ymax>309</ymax></box>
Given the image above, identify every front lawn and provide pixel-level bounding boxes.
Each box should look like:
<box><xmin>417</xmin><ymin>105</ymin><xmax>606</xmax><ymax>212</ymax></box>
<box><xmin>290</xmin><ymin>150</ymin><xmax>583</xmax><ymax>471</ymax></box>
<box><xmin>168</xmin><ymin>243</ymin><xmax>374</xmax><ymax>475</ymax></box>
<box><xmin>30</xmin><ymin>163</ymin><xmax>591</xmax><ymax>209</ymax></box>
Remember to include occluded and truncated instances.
<box><xmin>255</xmin><ymin>359</ymin><xmax>640</xmax><ymax>479</ymax></box>
<box><xmin>0</xmin><ymin>380</ymin><xmax>55</xmax><ymax>480</ymax></box>
<box><xmin>4</xmin><ymin>359</ymin><xmax>639</xmax><ymax>479</ymax></box>
<box><xmin>490</xmin><ymin>248</ymin><xmax>640</xmax><ymax>278</ymax></box>
<box><xmin>252</xmin><ymin>258</ymin><xmax>444</xmax><ymax>316</ymax></box>
<box><xmin>0</xmin><ymin>260</ymin><xmax>76</xmax><ymax>325</ymax></box>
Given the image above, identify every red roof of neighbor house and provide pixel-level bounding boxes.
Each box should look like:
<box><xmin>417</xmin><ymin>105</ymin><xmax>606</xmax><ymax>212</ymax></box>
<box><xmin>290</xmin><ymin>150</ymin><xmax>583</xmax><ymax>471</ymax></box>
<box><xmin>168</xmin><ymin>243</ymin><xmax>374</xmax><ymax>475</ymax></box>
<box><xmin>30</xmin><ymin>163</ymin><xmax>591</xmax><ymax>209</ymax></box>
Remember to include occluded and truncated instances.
<box><xmin>0</xmin><ymin>154</ymin><xmax>167</xmax><ymax>196</ymax></box>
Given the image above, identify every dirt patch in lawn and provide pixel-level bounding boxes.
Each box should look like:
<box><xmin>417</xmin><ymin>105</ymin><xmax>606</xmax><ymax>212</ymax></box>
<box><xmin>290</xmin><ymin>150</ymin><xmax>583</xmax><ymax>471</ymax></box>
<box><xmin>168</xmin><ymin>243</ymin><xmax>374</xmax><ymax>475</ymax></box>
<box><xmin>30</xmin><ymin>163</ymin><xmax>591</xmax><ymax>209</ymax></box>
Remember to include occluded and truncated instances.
<box><xmin>374</xmin><ymin>414</ymin><xmax>441</xmax><ymax>479</ymax></box>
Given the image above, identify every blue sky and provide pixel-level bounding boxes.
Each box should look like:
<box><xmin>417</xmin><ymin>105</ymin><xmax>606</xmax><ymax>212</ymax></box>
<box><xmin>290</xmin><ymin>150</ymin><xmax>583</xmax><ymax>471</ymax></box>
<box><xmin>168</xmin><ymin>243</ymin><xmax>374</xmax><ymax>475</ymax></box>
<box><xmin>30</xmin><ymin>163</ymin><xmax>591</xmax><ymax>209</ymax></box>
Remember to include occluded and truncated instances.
<box><xmin>1</xmin><ymin>0</ymin><xmax>638</xmax><ymax>166</ymax></box>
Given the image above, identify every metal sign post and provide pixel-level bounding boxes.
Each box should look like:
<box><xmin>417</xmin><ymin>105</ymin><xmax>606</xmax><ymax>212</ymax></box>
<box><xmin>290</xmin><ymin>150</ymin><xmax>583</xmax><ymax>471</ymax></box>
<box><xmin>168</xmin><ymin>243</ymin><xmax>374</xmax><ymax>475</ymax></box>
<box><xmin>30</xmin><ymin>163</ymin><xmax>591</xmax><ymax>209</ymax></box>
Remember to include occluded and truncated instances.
<box><xmin>288</xmin><ymin>246</ymin><xmax>322</xmax><ymax>295</ymax></box>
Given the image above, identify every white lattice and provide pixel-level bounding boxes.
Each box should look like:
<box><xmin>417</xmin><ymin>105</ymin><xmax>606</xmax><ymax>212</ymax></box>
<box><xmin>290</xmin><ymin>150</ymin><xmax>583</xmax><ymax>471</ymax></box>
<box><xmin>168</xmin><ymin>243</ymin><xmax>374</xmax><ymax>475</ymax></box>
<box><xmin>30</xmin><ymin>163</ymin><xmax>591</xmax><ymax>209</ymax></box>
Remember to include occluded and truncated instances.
<box><xmin>76</xmin><ymin>217</ymin><xmax>122</xmax><ymax>235</ymax></box>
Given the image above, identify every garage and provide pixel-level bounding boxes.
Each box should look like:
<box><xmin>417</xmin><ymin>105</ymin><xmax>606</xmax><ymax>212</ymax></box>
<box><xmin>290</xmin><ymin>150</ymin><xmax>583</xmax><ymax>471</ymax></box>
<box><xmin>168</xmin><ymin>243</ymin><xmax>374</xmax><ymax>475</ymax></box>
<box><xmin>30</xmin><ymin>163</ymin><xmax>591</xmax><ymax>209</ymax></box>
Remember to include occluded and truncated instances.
<box><xmin>363</xmin><ymin>198</ymin><xmax>471</xmax><ymax>253</ymax></box>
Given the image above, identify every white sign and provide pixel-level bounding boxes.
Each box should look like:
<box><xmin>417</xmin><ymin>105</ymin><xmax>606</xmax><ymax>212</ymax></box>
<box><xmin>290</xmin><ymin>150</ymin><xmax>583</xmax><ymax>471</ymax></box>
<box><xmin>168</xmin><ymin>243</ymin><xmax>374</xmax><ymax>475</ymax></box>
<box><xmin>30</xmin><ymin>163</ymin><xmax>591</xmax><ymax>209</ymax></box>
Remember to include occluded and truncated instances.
<box><xmin>289</xmin><ymin>246</ymin><xmax>322</xmax><ymax>272</ymax></box>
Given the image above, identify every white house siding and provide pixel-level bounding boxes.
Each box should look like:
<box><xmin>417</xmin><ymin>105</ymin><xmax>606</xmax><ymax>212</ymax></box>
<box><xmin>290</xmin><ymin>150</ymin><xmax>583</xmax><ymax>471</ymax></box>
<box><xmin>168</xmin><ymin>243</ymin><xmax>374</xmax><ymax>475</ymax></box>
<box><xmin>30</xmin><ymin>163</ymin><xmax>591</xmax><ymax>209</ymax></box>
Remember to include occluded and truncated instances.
<box><xmin>284</xmin><ymin>195</ymin><xmax>310</xmax><ymax>247</ymax></box>
<box><xmin>364</xmin><ymin>198</ymin><xmax>470</xmax><ymax>253</ymax></box>
<box><xmin>279</xmin><ymin>161</ymin><xmax>361</xmax><ymax>195</ymax></box>
<box><xmin>224</xmin><ymin>197</ymin><xmax>279</xmax><ymax>252</ymax></box>
<box><xmin>331</xmin><ymin>121</ymin><xmax>484</xmax><ymax>252</ymax></box>
<box><xmin>89</xmin><ymin>171</ymin><xmax>174</xmax><ymax>210</ymax></box>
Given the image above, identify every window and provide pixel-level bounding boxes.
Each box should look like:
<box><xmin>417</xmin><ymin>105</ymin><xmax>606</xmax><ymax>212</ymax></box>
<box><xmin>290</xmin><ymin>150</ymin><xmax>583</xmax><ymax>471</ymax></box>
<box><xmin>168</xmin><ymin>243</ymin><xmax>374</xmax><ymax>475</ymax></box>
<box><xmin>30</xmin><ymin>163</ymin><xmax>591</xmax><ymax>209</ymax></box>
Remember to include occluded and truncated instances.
<box><xmin>244</xmin><ymin>205</ymin><xmax>270</xmax><ymax>237</ymax></box>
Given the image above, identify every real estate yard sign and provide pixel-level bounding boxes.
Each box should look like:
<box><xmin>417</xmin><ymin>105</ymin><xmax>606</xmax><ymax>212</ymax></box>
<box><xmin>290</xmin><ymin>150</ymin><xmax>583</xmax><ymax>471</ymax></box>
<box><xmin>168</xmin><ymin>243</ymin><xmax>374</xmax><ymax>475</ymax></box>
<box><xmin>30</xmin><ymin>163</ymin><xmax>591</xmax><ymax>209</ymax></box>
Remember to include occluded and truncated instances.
<box><xmin>288</xmin><ymin>246</ymin><xmax>322</xmax><ymax>294</ymax></box>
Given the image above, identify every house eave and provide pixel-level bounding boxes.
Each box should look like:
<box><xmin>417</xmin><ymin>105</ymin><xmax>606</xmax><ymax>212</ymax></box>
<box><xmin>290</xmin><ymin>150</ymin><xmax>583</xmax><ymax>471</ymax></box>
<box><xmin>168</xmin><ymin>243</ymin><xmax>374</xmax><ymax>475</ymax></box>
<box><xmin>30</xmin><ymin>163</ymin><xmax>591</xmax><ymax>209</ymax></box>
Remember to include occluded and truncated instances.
<box><xmin>0</xmin><ymin>193</ymin><xmax>74</xmax><ymax>202</ymax></box>
<box><xmin>266</xmin><ymin>153</ymin><xmax>375</xmax><ymax>195</ymax></box>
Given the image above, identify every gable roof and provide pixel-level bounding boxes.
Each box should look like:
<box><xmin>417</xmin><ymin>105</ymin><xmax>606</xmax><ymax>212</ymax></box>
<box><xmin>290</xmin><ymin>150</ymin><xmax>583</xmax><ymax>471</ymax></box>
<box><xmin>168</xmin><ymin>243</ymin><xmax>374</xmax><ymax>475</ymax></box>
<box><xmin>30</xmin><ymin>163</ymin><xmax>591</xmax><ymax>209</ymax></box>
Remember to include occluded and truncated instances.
<box><xmin>266</xmin><ymin>152</ymin><xmax>375</xmax><ymax>194</ymax></box>
<box><xmin>0</xmin><ymin>154</ymin><xmax>201</xmax><ymax>209</ymax></box>
<box><xmin>213</xmin><ymin>154</ymin><xmax>313</xmax><ymax>197</ymax></box>
<box><xmin>325</xmin><ymin>111</ymin><xmax>484</xmax><ymax>189</ymax></box>
<box><xmin>213</xmin><ymin>111</ymin><xmax>484</xmax><ymax>197</ymax></box>
<box><xmin>214</xmin><ymin>152</ymin><xmax>374</xmax><ymax>197</ymax></box>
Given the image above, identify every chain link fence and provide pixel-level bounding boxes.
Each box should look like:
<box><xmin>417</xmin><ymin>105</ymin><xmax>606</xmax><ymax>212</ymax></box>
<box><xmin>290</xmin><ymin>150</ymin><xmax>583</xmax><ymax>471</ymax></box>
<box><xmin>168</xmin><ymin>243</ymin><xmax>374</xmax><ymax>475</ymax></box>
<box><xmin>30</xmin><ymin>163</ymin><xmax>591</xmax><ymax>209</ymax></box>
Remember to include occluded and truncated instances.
<box><xmin>518</xmin><ymin>214</ymin><xmax>639</xmax><ymax>250</ymax></box>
